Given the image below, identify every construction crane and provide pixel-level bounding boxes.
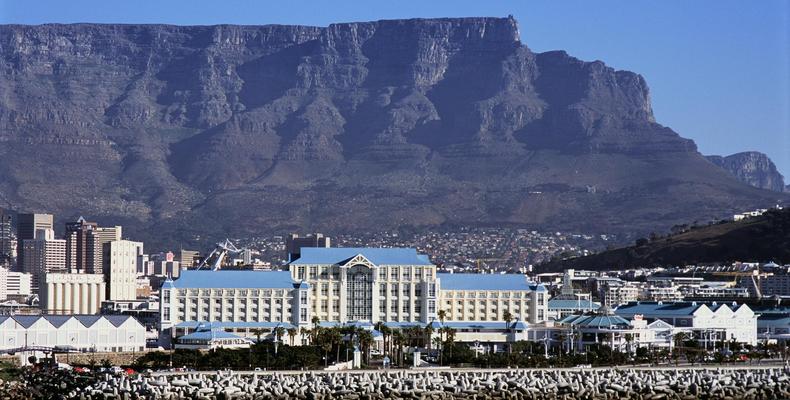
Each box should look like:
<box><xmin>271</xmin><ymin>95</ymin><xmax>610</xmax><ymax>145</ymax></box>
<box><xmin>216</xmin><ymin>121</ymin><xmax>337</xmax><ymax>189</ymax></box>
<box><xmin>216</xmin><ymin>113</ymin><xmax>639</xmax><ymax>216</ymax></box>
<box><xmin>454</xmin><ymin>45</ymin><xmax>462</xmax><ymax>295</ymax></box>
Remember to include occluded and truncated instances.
<box><xmin>196</xmin><ymin>239</ymin><xmax>244</xmax><ymax>271</ymax></box>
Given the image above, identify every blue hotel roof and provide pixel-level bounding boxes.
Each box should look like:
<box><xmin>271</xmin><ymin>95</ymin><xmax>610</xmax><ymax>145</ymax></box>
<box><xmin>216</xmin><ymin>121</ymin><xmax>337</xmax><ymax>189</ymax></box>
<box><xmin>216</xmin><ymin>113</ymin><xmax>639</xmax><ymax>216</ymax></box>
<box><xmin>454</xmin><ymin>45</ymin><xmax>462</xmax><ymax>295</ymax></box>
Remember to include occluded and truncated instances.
<box><xmin>166</xmin><ymin>270</ymin><xmax>298</xmax><ymax>289</ymax></box>
<box><xmin>548</xmin><ymin>299</ymin><xmax>601</xmax><ymax>310</ymax></box>
<box><xmin>176</xmin><ymin>321</ymin><xmax>296</xmax><ymax>329</ymax></box>
<box><xmin>290</xmin><ymin>247</ymin><xmax>433</xmax><ymax>266</ymax></box>
<box><xmin>438</xmin><ymin>273</ymin><xmax>538</xmax><ymax>291</ymax></box>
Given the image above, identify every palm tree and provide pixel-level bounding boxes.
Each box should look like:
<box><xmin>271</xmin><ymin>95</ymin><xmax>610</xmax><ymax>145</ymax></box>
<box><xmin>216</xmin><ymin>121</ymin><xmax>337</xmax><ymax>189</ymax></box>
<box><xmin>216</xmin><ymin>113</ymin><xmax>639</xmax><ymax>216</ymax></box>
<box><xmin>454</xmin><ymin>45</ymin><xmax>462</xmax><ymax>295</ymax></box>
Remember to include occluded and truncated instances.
<box><xmin>375</xmin><ymin>322</ymin><xmax>391</xmax><ymax>357</ymax></box>
<box><xmin>311</xmin><ymin>316</ymin><xmax>320</xmax><ymax>331</ymax></box>
<box><xmin>444</xmin><ymin>327</ymin><xmax>457</xmax><ymax>361</ymax></box>
<box><xmin>287</xmin><ymin>327</ymin><xmax>297</xmax><ymax>346</ymax></box>
<box><xmin>300</xmin><ymin>327</ymin><xmax>310</xmax><ymax>346</ymax></box>
<box><xmin>424</xmin><ymin>323</ymin><xmax>435</xmax><ymax>351</ymax></box>
<box><xmin>503</xmin><ymin>310</ymin><xmax>513</xmax><ymax>332</ymax></box>
<box><xmin>358</xmin><ymin>330</ymin><xmax>374</xmax><ymax>364</ymax></box>
<box><xmin>392</xmin><ymin>329</ymin><xmax>406</xmax><ymax>366</ymax></box>
<box><xmin>250</xmin><ymin>328</ymin><xmax>265</xmax><ymax>344</ymax></box>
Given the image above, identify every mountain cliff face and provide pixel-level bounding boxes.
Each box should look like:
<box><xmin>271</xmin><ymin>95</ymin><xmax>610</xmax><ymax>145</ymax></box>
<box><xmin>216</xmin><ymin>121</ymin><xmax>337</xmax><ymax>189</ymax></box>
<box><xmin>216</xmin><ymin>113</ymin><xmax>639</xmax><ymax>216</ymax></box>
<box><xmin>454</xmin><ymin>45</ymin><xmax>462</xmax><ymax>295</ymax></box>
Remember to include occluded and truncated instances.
<box><xmin>0</xmin><ymin>18</ymin><xmax>783</xmax><ymax>248</ymax></box>
<box><xmin>706</xmin><ymin>152</ymin><xmax>787</xmax><ymax>192</ymax></box>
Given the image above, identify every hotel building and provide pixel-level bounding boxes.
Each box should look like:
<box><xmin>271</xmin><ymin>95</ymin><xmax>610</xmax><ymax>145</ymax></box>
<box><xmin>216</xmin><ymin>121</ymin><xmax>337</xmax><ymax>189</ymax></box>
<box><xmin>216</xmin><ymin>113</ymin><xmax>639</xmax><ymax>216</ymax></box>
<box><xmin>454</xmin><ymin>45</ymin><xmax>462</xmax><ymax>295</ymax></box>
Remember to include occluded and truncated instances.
<box><xmin>159</xmin><ymin>248</ymin><xmax>547</xmax><ymax>345</ymax></box>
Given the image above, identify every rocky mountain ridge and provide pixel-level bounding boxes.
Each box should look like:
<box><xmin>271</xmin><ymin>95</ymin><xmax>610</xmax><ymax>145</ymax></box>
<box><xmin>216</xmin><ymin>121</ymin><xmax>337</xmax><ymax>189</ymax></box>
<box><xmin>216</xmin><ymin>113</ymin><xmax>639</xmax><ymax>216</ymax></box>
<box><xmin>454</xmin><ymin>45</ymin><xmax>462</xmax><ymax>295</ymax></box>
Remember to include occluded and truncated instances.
<box><xmin>0</xmin><ymin>17</ymin><xmax>783</xmax><ymax>248</ymax></box>
<box><xmin>706</xmin><ymin>152</ymin><xmax>787</xmax><ymax>192</ymax></box>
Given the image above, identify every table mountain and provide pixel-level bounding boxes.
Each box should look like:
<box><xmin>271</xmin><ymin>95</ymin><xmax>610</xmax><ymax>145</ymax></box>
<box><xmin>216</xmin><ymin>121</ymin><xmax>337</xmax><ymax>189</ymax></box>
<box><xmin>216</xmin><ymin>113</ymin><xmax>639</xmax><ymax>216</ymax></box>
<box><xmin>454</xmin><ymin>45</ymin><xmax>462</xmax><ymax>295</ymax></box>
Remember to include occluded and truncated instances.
<box><xmin>706</xmin><ymin>152</ymin><xmax>787</xmax><ymax>192</ymax></box>
<box><xmin>0</xmin><ymin>17</ymin><xmax>784</xmax><ymax>248</ymax></box>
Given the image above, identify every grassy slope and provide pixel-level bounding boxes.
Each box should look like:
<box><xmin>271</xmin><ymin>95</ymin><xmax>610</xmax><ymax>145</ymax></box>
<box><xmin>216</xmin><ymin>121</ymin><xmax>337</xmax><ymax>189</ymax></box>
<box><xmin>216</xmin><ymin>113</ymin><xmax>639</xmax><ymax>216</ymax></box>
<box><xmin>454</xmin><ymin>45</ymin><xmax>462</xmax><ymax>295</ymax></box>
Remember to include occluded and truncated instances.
<box><xmin>537</xmin><ymin>208</ymin><xmax>790</xmax><ymax>272</ymax></box>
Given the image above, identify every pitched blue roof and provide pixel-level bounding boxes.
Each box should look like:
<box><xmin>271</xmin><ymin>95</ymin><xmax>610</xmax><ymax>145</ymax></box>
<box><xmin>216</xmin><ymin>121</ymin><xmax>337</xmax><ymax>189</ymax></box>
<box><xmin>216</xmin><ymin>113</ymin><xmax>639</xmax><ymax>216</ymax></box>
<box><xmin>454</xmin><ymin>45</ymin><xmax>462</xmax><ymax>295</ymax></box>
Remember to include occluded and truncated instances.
<box><xmin>179</xmin><ymin>329</ymin><xmax>249</xmax><ymax>342</ymax></box>
<box><xmin>11</xmin><ymin>316</ymin><xmax>41</xmax><ymax>328</ymax></box>
<box><xmin>290</xmin><ymin>247</ymin><xmax>433</xmax><ymax>266</ymax></box>
<box><xmin>168</xmin><ymin>270</ymin><xmax>296</xmax><ymax>289</ymax></box>
<box><xmin>548</xmin><ymin>299</ymin><xmax>601</xmax><ymax>310</ymax></box>
<box><xmin>438</xmin><ymin>273</ymin><xmax>534</xmax><ymax>291</ymax></box>
<box><xmin>74</xmin><ymin>315</ymin><xmax>102</xmax><ymax>327</ymax></box>
<box><xmin>559</xmin><ymin>314</ymin><xmax>631</xmax><ymax>328</ymax></box>
<box><xmin>615</xmin><ymin>302</ymin><xmax>706</xmax><ymax>317</ymax></box>
<box><xmin>175</xmin><ymin>321</ymin><xmax>296</xmax><ymax>329</ymax></box>
<box><xmin>429</xmin><ymin>321</ymin><xmax>529</xmax><ymax>330</ymax></box>
<box><xmin>43</xmin><ymin>315</ymin><xmax>72</xmax><ymax>328</ymax></box>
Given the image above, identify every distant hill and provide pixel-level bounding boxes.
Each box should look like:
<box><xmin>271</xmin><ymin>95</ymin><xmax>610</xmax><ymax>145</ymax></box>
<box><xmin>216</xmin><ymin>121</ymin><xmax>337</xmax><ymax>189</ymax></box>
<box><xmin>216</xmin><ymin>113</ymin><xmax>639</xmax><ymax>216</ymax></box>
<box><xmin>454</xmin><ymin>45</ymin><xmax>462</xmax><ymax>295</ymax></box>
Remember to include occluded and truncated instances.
<box><xmin>537</xmin><ymin>208</ymin><xmax>790</xmax><ymax>272</ymax></box>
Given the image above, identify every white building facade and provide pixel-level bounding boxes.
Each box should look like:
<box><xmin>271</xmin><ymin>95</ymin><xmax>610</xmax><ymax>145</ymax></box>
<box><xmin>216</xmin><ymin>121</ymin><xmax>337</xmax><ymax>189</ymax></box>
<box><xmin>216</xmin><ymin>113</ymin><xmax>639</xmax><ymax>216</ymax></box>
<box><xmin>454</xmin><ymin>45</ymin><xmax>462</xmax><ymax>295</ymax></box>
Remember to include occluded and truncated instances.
<box><xmin>41</xmin><ymin>272</ymin><xmax>106</xmax><ymax>315</ymax></box>
<box><xmin>21</xmin><ymin>228</ymin><xmax>66</xmax><ymax>292</ymax></box>
<box><xmin>0</xmin><ymin>315</ymin><xmax>145</xmax><ymax>352</ymax></box>
<box><xmin>104</xmin><ymin>240</ymin><xmax>143</xmax><ymax>300</ymax></box>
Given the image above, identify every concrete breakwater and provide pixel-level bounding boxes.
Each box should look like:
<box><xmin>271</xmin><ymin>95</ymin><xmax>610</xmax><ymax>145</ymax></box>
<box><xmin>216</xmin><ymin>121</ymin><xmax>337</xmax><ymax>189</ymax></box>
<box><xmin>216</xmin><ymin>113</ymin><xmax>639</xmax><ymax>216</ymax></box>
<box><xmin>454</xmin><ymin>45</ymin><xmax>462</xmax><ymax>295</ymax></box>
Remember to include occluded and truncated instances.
<box><xmin>72</xmin><ymin>367</ymin><xmax>789</xmax><ymax>400</ymax></box>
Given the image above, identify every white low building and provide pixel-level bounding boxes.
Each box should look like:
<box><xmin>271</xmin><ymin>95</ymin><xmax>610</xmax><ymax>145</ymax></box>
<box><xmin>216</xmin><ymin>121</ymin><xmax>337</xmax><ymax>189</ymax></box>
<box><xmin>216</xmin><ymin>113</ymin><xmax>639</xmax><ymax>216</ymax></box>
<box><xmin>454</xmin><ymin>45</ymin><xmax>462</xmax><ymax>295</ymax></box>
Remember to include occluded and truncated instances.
<box><xmin>0</xmin><ymin>315</ymin><xmax>145</xmax><ymax>352</ymax></box>
<box><xmin>615</xmin><ymin>301</ymin><xmax>757</xmax><ymax>345</ymax></box>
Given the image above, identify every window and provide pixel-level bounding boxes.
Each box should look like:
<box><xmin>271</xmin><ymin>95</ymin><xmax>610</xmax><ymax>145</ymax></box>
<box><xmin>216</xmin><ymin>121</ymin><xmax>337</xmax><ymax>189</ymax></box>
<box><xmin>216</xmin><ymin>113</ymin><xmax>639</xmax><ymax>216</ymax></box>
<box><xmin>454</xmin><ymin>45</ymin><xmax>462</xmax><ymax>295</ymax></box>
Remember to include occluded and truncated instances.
<box><xmin>163</xmin><ymin>307</ymin><xmax>170</xmax><ymax>321</ymax></box>
<box><xmin>402</xmin><ymin>283</ymin><xmax>410</xmax><ymax>296</ymax></box>
<box><xmin>428</xmin><ymin>284</ymin><xmax>436</xmax><ymax>297</ymax></box>
<box><xmin>300</xmin><ymin>308</ymin><xmax>307</xmax><ymax>320</ymax></box>
<box><xmin>391</xmin><ymin>267</ymin><xmax>399</xmax><ymax>280</ymax></box>
<box><xmin>391</xmin><ymin>283</ymin><xmax>399</xmax><ymax>297</ymax></box>
<box><xmin>391</xmin><ymin>300</ymin><xmax>398</xmax><ymax>313</ymax></box>
<box><xmin>321</xmin><ymin>284</ymin><xmax>329</xmax><ymax>296</ymax></box>
<box><xmin>428</xmin><ymin>300</ymin><xmax>436</xmax><ymax>314</ymax></box>
<box><xmin>378</xmin><ymin>268</ymin><xmax>386</xmax><ymax>281</ymax></box>
<box><xmin>402</xmin><ymin>301</ymin><xmax>410</xmax><ymax>313</ymax></box>
<box><xmin>332</xmin><ymin>284</ymin><xmax>340</xmax><ymax>297</ymax></box>
<box><xmin>538</xmin><ymin>294</ymin><xmax>545</xmax><ymax>306</ymax></box>
<box><xmin>403</xmin><ymin>268</ymin><xmax>411</xmax><ymax>281</ymax></box>
<box><xmin>298</xmin><ymin>266</ymin><xmax>306</xmax><ymax>280</ymax></box>
<box><xmin>415</xmin><ymin>303</ymin><xmax>422</xmax><ymax>314</ymax></box>
<box><xmin>380</xmin><ymin>302</ymin><xmax>386</xmax><ymax>313</ymax></box>
<box><xmin>300</xmin><ymin>291</ymin><xmax>308</xmax><ymax>304</ymax></box>
<box><xmin>162</xmin><ymin>290</ymin><xmax>170</xmax><ymax>302</ymax></box>
<box><xmin>332</xmin><ymin>299</ymin><xmax>339</xmax><ymax>311</ymax></box>
<box><xmin>310</xmin><ymin>266</ymin><xmax>318</xmax><ymax>278</ymax></box>
<box><xmin>321</xmin><ymin>300</ymin><xmax>328</xmax><ymax>311</ymax></box>
<box><xmin>380</xmin><ymin>284</ymin><xmax>387</xmax><ymax>297</ymax></box>
<box><xmin>415</xmin><ymin>286</ymin><xmax>422</xmax><ymax>297</ymax></box>
<box><xmin>415</xmin><ymin>267</ymin><xmax>423</xmax><ymax>278</ymax></box>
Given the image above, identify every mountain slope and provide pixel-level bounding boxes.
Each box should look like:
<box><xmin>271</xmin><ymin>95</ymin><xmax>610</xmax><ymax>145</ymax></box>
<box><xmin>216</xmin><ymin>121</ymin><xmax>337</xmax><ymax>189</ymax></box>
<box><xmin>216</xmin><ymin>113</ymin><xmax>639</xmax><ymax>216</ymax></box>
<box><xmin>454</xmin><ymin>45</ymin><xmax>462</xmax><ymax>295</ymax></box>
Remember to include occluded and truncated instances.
<box><xmin>706</xmin><ymin>152</ymin><xmax>787</xmax><ymax>192</ymax></box>
<box><xmin>0</xmin><ymin>17</ymin><xmax>784</xmax><ymax>248</ymax></box>
<box><xmin>538</xmin><ymin>208</ymin><xmax>790</xmax><ymax>271</ymax></box>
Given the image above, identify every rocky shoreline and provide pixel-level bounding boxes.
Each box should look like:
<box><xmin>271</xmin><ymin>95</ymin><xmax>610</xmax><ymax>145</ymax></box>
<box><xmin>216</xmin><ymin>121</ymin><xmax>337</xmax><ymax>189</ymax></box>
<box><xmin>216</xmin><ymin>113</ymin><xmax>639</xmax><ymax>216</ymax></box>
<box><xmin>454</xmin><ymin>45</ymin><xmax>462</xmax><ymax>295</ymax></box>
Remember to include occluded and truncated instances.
<box><xmin>11</xmin><ymin>366</ymin><xmax>786</xmax><ymax>400</ymax></box>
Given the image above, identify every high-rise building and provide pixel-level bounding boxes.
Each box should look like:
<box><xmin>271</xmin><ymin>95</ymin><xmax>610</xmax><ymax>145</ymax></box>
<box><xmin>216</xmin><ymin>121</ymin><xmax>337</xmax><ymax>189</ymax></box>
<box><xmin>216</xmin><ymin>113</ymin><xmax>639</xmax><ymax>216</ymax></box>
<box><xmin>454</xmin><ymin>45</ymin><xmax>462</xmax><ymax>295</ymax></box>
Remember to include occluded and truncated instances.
<box><xmin>103</xmin><ymin>240</ymin><xmax>143</xmax><ymax>301</ymax></box>
<box><xmin>2</xmin><ymin>268</ymin><xmax>32</xmax><ymax>297</ymax></box>
<box><xmin>21</xmin><ymin>228</ymin><xmax>66</xmax><ymax>292</ymax></box>
<box><xmin>286</xmin><ymin>233</ymin><xmax>330</xmax><ymax>262</ymax></box>
<box><xmin>16</xmin><ymin>213</ymin><xmax>53</xmax><ymax>272</ymax></box>
<box><xmin>65</xmin><ymin>217</ymin><xmax>121</xmax><ymax>274</ymax></box>
<box><xmin>174</xmin><ymin>249</ymin><xmax>200</xmax><ymax>268</ymax></box>
<box><xmin>0</xmin><ymin>212</ymin><xmax>12</xmax><ymax>267</ymax></box>
<box><xmin>65</xmin><ymin>217</ymin><xmax>97</xmax><ymax>273</ymax></box>
<box><xmin>90</xmin><ymin>226</ymin><xmax>122</xmax><ymax>274</ymax></box>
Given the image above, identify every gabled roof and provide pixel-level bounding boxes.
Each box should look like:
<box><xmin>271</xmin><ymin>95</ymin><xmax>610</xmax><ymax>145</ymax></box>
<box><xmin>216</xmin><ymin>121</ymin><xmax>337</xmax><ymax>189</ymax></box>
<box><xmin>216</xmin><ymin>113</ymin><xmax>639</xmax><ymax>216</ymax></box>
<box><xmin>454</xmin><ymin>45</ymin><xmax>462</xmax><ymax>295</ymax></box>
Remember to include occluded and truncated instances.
<box><xmin>438</xmin><ymin>273</ymin><xmax>535</xmax><ymax>291</ymax></box>
<box><xmin>104</xmin><ymin>315</ymin><xmax>133</xmax><ymax>327</ymax></box>
<box><xmin>11</xmin><ymin>316</ymin><xmax>41</xmax><ymax>329</ymax></box>
<box><xmin>74</xmin><ymin>315</ymin><xmax>103</xmax><ymax>327</ymax></box>
<box><xmin>290</xmin><ymin>247</ymin><xmax>433</xmax><ymax>266</ymax></box>
<box><xmin>43</xmin><ymin>315</ymin><xmax>72</xmax><ymax>328</ymax></box>
<box><xmin>168</xmin><ymin>270</ymin><xmax>296</xmax><ymax>289</ymax></box>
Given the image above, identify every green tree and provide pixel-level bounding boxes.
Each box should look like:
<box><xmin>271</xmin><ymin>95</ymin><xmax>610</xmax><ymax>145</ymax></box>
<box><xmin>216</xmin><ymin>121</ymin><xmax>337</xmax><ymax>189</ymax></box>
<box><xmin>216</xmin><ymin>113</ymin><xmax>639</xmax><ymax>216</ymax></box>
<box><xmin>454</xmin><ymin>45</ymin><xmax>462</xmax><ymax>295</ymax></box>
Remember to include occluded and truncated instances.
<box><xmin>251</xmin><ymin>328</ymin><xmax>265</xmax><ymax>343</ymax></box>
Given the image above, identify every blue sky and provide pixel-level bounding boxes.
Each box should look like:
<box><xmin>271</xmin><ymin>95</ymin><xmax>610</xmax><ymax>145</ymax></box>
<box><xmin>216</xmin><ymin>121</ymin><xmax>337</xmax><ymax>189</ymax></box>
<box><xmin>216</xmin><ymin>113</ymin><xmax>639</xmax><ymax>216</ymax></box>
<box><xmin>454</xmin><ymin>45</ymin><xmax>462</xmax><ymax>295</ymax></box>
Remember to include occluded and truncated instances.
<box><xmin>2</xmin><ymin>0</ymin><xmax>788</xmax><ymax>176</ymax></box>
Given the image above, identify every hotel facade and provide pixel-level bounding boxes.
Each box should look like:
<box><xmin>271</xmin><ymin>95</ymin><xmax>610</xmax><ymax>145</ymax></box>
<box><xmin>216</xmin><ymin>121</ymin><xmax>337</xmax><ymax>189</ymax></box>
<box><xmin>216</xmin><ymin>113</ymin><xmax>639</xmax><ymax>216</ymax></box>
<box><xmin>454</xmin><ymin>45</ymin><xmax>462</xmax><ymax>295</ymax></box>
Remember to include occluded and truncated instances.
<box><xmin>160</xmin><ymin>248</ymin><xmax>548</xmax><ymax>345</ymax></box>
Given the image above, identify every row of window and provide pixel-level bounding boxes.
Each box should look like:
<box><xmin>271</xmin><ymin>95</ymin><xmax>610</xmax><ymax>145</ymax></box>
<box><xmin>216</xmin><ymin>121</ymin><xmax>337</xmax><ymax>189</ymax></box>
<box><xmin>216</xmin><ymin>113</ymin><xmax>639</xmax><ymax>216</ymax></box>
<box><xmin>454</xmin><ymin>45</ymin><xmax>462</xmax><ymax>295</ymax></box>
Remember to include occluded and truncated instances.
<box><xmin>444</xmin><ymin>291</ymin><xmax>536</xmax><ymax>299</ymax></box>
<box><xmin>176</xmin><ymin>289</ymin><xmax>289</xmax><ymax>297</ymax></box>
